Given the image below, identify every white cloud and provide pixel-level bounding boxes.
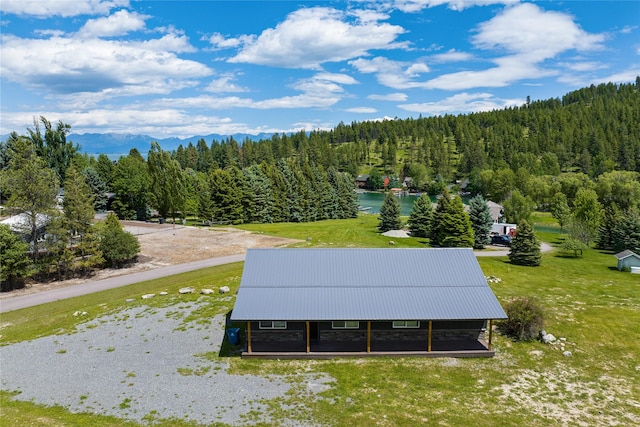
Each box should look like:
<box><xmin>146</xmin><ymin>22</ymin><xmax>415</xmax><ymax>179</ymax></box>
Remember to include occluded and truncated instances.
<box><xmin>472</xmin><ymin>3</ymin><xmax>605</xmax><ymax>61</ymax></box>
<box><xmin>419</xmin><ymin>3</ymin><xmax>606</xmax><ymax>90</ymax></box>
<box><xmin>206</xmin><ymin>32</ymin><xmax>255</xmax><ymax>50</ymax></box>
<box><xmin>405</xmin><ymin>63</ymin><xmax>429</xmax><ymax>76</ymax></box>
<box><xmin>558</xmin><ymin>61</ymin><xmax>607</xmax><ymax>72</ymax></box>
<box><xmin>149</xmin><ymin>73</ymin><xmax>348</xmax><ymax>111</ymax></box>
<box><xmin>313</xmin><ymin>73</ymin><xmax>359</xmax><ymax>85</ymax></box>
<box><xmin>1</xmin><ymin>0</ymin><xmax>129</xmax><ymax>18</ymax></box>
<box><xmin>78</xmin><ymin>9</ymin><xmax>147</xmax><ymax>38</ymax></box>
<box><xmin>0</xmin><ymin>34</ymin><xmax>211</xmax><ymax>100</ymax></box>
<box><xmin>430</xmin><ymin>49</ymin><xmax>473</xmax><ymax>63</ymax></box>
<box><xmin>205</xmin><ymin>75</ymin><xmax>248</xmax><ymax>93</ymax></box>
<box><xmin>367</xmin><ymin>93</ymin><xmax>408</xmax><ymax>101</ymax></box>
<box><xmin>593</xmin><ymin>69</ymin><xmax>640</xmax><ymax>85</ymax></box>
<box><xmin>393</xmin><ymin>0</ymin><xmax>518</xmax><ymax>13</ymax></box>
<box><xmin>346</xmin><ymin>107</ymin><xmax>378</xmax><ymax>113</ymax></box>
<box><xmin>350</xmin><ymin>56</ymin><xmax>430</xmax><ymax>89</ymax></box>
<box><xmin>229</xmin><ymin>7</ymin><xmax>408</xmax><ymax>69</ymax></box>
<box><xmin>399</xmin><ymin>92</ymin><xmax>522</xmax><ymax>115</ymax></box>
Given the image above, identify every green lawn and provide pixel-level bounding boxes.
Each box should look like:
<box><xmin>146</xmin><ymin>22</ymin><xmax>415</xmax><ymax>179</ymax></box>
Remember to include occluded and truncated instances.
<box><xmin>2</xmin><ymin>215</ymin><xmax>639</xmax><ymax>426</ymax></box>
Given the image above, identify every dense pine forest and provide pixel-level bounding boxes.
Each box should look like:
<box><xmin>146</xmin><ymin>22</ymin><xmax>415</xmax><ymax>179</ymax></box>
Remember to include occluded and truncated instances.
<box><xmin>1</xmin><ymin>80</ymin><xmax>639</xmax><ymax>285</ymax></box>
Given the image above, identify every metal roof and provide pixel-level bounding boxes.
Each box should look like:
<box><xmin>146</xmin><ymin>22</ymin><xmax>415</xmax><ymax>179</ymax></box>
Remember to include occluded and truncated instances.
<box><xmin>615</xmin><ymin>250</ymin><xmax>640</xmax><ymax>260</ymax></box>
<box><xmin>230</xmin><ymin>248</ymin><xmax>507</xmax><ymax>321</ymax></box>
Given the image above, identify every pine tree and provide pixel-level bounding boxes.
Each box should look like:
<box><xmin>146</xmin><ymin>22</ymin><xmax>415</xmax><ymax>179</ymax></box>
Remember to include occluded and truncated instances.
<box><xmin>468</xmin><ymin>194</ymin><xmax>493</xmax><ymax>249</ymax></box>
<box><xmin>509</xmin><ymin>220</ymin><xmax>541</xmax><ymax>266</ymax></box>
<box><xmin>98</xmin><ymin>213</ymin><xmax>140</xmax><ymax>267</ymax></box>
<box><xmin>408</xmin><ymin>193</ymin><xmax>433</xmax><ymax>238</ymax></box>
<box><xmin>0</xmin><ymin>224</ymin><xmax>32</xmax><ymax>291</ymax></box>
<box><xmin>439</xmin><ymin>195</ymin><xmax>474</xmax><ymax>248</ymax></box>
<box><xmin>378</xmin><ymin>192</ymin><xmax>402</xmax><ymax>232</ymax></box>
<box><xmin>430</xmin><ymin>188</ymin><xmax>474</xmax><ymax>247</ymax></box>
<box><xmin>430</xmin><ymin>188</ymin><xmax>452</xmax><ymax>246</ymax></box>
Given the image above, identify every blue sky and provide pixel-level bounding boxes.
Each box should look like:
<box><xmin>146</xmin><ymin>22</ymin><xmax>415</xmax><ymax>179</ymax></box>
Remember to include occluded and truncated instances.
<box><xmin>1</xmin><ymin>0</ymin><xmax>639</xmax><ymax>138</ymax></box>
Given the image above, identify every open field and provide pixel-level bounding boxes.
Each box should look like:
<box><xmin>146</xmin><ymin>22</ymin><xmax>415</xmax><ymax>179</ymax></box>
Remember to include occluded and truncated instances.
<box><xmin>1</xmin><ymin>216</ymin><xmax>639</xmax><ymax>426</ymax></box>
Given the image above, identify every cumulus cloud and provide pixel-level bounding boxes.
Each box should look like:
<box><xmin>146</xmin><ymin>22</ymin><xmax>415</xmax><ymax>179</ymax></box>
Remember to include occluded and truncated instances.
<box><xmin>472</xmin><ymin>3</ymin><xmax>605</xmax><ymax>61</ymax></box>
<box><xmin>399</xmin><ymin>92</ymin><xmax>522</xmax><ymax>115</ymax></box>
<box><xmin>229</xmin><ymin>7</ymin><xmax>408</xmax><ymax>69</ymax></box>
<box><xmin>0</xmin><ymin>34</ymin><xmax>211</xmax><ymax>100</ymax></box>
<box><xmin>78</xmin><ymin>9</ymin><xmax>147</xmax><ymax>37</ymax></box>
<box><xmin>1</xmin><ymin>0</ymin><xmax>129</xmax><ymax>18</ymax></box>
<box><xmin>367</xmin><ymin>93</ymin><xmax>408</xmax><ymax>101</ymax></box>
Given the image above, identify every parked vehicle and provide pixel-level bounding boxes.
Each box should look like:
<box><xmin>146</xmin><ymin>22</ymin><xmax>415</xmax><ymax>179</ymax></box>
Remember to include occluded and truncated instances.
<box><xmin>491</xmin><ymin>234</ymin><xmax>512</xmax><ymax>246</ymax></box>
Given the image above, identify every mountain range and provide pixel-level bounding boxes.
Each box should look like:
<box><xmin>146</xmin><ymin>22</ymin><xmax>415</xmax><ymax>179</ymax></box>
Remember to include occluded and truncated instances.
<box><xmin>1</xmin><ymin>132</ymin><xmax>277</xmax><ymax>158</ymax></box>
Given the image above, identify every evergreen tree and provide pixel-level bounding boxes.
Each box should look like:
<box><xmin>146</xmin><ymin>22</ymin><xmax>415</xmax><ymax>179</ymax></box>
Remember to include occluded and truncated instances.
<box><xmin>597</xmin><ymin>203</ymin><xmax>621</xmax><ymax>250</ymax></box>
<box><xmin>439</xmin><ymin>195</ymin><xmax>474</xmax><ymax>248</ymax></box>
<box><xmin>208</xmin><ymin>168</ymin><xmax>244</xmax><ymax>223</ymax></box>
<box><xmin>0</xmin><ymin>224</ymin><xmax>32</xmax><ymax>291</ymax></box>
<box><xmin>98</xmin><ymin>213</ymin><xmax>140</xmax><ymax>267</ymax></box>
<box><xmin>508</xmin><ymin>220</ymin><xmax>541</xmax><ymax>266</ymax></box>
<box><xmin>611</xmin><ymin>209</ymin><xmax>640</xmax><ymax>252</ymax></box>
<box><xmin>407</xmin><ymin>193</ymin><xmax>433</xmax><ymax>238</ymax></box>
<box><xmin>468</xmin><ymin>195</ymin><xmax>493</xmax><ymax>249</ymax></box>
<box><xmin>82</xmin><ymin>167</ymin><xmax>109</xmax><ymax>211</ymax></box>
<box><xmin>243</xmin><ymin>164</ymin><xmax>274</xmax><ymax>223</ymax></box>
<box><xmin>430</xmin><ymin>188</ymin><xmax>452</xmax><ymax>246</ymax></box>
<box><xmin>431</xmin><ymin>188</ymin><xmax>474</xmax><ymax>247</ymax></box>
<box><xmin>378</xmin><ymin>192</ymin><xmax>402</xmax><ymax>232</ymax></box>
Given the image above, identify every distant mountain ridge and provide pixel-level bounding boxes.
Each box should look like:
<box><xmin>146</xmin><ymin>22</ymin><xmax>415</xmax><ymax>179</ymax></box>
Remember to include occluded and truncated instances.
<box><xmin>1</xmin><ymin>131</ymin><xmax>278</xmax><ymax>157</ymax></box>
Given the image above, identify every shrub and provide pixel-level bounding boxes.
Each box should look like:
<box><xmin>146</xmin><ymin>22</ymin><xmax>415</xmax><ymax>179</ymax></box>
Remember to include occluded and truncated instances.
<box><xmin>499</xmin><ymin>296</ymin><xmax>545</xmax><ymax>341</ymax></box>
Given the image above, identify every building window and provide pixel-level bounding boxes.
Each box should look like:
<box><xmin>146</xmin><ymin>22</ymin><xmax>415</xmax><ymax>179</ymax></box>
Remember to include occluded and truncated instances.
<box><xmin>332</xmin><ymin>321</ymin><xmax>359</xmax><ymax>329</ymax></box>
<box><xmin>392</xmin><ymin>320</ymin><xmax>420</xmax><ymax>328</ymax></box>
<box><xmin>259</xmin><ymin>321</ymin><xmax>287</xmax><ymax>329</ymax></box>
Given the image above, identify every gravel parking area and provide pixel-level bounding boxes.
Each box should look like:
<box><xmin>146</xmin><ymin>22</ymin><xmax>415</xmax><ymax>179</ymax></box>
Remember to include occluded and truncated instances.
<box><xmin>0</xmin><ymin>300</ymin><xmax>332</xmax><ymax>425</ymax></box>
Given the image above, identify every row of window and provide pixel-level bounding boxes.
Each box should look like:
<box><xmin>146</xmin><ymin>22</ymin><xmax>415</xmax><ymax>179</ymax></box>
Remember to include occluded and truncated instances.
<box><xmin>258</xmin><ymin>320</ymin><xmax>420</xmax><ymax>329</ymax></box>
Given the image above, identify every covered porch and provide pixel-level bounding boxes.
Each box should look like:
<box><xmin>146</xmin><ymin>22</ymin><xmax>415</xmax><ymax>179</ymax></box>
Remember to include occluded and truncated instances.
<box><xmin>240</xmin><ymin>319</ymin><xmax>497</xmax><ymax>359</ymax></box>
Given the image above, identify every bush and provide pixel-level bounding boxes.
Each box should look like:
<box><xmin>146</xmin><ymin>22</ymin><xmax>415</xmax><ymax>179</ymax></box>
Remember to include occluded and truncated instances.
<box><xmin>499</xmin><ymin>296</ymin><xmax>545</xmax><ymax>341</ymax></box>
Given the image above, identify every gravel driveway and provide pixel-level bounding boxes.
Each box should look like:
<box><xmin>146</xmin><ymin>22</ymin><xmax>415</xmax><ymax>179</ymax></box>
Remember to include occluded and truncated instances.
<box><xmin>1</xmin><ymin>300</ymin><xmax>332</xmax><ymax>425</ymax></box>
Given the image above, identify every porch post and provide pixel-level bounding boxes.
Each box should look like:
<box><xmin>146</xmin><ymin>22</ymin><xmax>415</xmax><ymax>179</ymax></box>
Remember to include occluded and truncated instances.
<box><xmin>428</xmin><ymin>320</ymin><xmax>432</xmax><ymax>352</ymax></box>
<box><xmin>367</xmin><ymin>321</ymin><xmax>371</xmax><ymax>353</ymax></box>
<box><xmin>306</xmin><ymin>321</ymin><xmax>310</xmax><ymax>353</ymax></box>
<box><xmin>247</xmin><ymin>321</ymin><xmax>252</xmax><ymax>353</ymax></box>
<box><xmin>488</xmin><ymin>319</ymin><xmax>493</xmax><ymax>351</ymax></box>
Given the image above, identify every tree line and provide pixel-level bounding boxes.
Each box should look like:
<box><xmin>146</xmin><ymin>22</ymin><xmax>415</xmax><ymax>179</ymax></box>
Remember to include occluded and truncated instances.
<box><xmin>1</xmin><ymin>79</ymin><xmax>639</xmax><ymax>287</ymax></box>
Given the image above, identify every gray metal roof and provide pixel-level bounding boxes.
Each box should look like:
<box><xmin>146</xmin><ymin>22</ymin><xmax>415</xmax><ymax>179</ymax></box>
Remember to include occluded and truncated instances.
<box><xmin>230</xmin><ymin>248</ymin><xmax>507</xmax><ymax>321</ymax></box>
<box><xmin>615</xmin><ymin>250</ymin><xmax>639</xmax><ymax>260</ymax></box>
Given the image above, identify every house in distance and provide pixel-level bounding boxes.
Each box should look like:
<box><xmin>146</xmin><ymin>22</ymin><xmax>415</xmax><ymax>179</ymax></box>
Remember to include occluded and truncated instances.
<box><xmin>230</xmin><ymin>248</ymin><xmax>507</xmax><ymax>359</ymax></box>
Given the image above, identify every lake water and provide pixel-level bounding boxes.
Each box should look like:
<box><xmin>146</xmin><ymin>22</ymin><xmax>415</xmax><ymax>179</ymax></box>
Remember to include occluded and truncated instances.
<box><xmin>357</xmin><ymin>192</ymin><xmax>423</xmax><ymax>216</ymax></box>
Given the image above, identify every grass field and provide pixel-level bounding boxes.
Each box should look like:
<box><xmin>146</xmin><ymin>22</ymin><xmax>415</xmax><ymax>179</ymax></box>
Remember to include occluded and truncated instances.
<box><xmin>2</xmin><ymin>215</ymin><xmax>639</xmax><ymax>426</ymax></box>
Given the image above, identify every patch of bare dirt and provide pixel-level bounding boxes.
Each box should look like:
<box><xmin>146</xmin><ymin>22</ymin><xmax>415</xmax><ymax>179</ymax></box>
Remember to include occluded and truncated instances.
<box><xmin>1</xmin><ymin>222</ymin><xmax>298</xmax><ymax>299</ymax></box>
